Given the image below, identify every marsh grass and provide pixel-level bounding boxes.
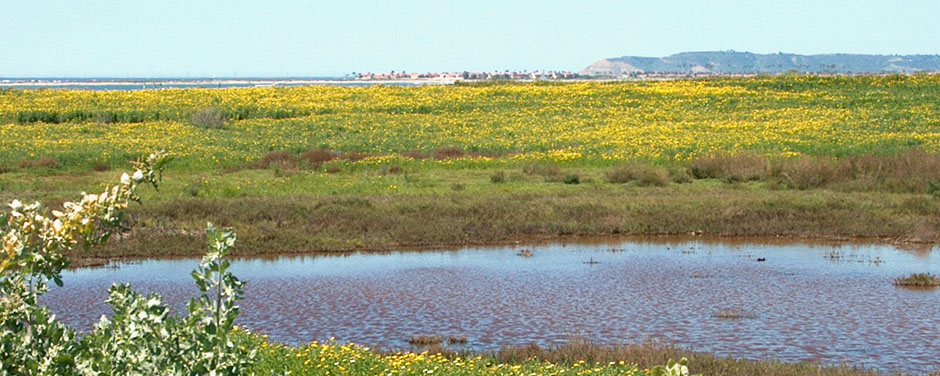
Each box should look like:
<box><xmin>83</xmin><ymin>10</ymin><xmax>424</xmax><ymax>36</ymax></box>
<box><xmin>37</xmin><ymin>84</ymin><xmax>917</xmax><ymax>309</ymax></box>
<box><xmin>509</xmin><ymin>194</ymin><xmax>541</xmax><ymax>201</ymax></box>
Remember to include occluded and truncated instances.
<box><xmin>711</xmin><ymin>308</ymin><xmax>757</xmax><ymax>320</ymax></box>
<box><xmin>408</xmin><ymin>335</ymin><xmax>445</xmax><ymax>346</ymax></box>
<box><xmin>893</xmin><ymin>273</ymin><xmax>940</xmax><ymax>288</ymax></box>
<box><xmin>53</xmin><ymin>177</ymin><xmax>935</xmax><ymax>259</ymax></box>
<box><xmin>448</xmin><ymin>335</ymin><xmax>468</xmax><ymax>345</ymax></box>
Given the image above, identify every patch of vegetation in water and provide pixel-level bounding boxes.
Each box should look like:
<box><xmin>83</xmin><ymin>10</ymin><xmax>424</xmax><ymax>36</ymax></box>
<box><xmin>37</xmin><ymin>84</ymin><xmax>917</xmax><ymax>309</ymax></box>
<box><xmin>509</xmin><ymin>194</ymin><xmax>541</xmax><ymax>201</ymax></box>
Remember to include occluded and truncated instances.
<box><xmin>893</xmin><ymin>273</ymin><xmax>940</xmax><ymax>288</ymax></box>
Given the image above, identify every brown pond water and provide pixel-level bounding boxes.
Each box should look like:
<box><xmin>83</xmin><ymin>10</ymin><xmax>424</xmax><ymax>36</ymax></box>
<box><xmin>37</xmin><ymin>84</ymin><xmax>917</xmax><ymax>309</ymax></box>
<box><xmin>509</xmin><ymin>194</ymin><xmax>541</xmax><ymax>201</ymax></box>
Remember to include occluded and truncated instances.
<box><xmin>42</xmin><ymin>239</ymin><xmax>940</xmax><ymax>374</ymax></box>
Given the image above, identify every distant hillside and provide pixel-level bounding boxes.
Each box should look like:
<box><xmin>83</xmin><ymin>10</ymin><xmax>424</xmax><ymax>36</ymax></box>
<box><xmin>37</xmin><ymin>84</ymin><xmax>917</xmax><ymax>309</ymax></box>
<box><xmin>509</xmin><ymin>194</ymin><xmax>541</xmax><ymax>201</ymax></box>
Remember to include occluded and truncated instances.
<box><xmin>582</xmin><ymin>51</ymin><xmax>940</xmax><ymax>76</ymax></box>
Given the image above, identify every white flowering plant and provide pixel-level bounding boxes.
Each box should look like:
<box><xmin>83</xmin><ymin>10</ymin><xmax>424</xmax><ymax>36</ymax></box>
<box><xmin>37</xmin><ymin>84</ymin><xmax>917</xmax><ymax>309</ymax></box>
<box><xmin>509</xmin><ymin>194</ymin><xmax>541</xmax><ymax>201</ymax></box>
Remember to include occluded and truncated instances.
<box><xmin>0</xmin><ymin>151</ymin><xmax>254</xmax><ymax>375</ymax></box>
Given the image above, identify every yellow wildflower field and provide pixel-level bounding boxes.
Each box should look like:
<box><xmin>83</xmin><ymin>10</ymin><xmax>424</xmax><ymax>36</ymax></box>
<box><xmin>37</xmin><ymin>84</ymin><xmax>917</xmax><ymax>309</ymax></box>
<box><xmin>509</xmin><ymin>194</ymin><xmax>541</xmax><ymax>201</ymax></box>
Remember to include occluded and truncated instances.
<box><xmin>2</xmin><ymin>75</ymin><xmax>939</xmax><ymax>170</ymax></box>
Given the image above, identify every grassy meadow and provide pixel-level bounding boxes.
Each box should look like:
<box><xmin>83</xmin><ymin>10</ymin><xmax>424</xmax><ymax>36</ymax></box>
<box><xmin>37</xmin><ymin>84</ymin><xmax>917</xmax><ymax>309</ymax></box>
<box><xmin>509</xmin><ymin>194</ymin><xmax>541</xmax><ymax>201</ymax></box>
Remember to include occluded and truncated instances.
<box><xmin>2</xmin><ymin>75</ymin><xmax>940</xmax><ymax>259</ymax></box>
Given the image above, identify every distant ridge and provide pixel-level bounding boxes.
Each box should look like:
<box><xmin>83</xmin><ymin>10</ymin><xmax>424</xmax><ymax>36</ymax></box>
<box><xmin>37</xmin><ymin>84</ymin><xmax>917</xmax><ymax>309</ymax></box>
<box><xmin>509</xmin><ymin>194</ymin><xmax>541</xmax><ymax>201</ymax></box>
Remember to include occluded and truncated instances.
<box><xmin>583</xmin><ymin>51</ymin><xmax>940</xmax><ymax>76</ymax></box>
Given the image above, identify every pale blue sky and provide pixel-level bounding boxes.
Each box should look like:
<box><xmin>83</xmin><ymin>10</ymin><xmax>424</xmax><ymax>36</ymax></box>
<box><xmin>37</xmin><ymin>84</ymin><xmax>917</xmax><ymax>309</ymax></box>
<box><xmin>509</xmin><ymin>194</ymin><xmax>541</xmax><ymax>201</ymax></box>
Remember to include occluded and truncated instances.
<box><xmin>2</xmin><ymin>0</ymin><xmax>938</xmax><ymax>77</ymax></box>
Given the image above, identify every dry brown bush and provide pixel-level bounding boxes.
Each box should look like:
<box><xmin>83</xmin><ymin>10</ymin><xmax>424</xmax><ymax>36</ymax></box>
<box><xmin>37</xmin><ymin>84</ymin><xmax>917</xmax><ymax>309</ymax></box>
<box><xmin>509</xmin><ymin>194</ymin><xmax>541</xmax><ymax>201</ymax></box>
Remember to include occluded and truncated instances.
<box><xmin>299</xmin><ymin>148</ymin><xmax>335</xmax><ymax>167</ymax></box>
<box><xmin>431</xmin><ymin>146</ymin><xmax>465</xmax><ymax>160</ymax></box>
<box><xmin>253</xmin><ymin>151</ymin><xmax>295</xmax><ymax>169</ymax></box>
<box><xmin>18</xmin><ymin>157</ymin><xmax>58</xmax><ymax>169</ymax></box>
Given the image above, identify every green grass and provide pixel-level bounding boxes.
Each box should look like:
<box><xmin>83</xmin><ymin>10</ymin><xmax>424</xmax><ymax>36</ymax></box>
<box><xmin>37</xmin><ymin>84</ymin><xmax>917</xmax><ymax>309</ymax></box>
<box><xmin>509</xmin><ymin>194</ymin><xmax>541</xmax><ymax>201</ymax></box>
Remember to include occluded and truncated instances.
<box><xmin>3</xmin><ymin>165</ymin><xmax>936</xmax><ymax>259</ymax></box>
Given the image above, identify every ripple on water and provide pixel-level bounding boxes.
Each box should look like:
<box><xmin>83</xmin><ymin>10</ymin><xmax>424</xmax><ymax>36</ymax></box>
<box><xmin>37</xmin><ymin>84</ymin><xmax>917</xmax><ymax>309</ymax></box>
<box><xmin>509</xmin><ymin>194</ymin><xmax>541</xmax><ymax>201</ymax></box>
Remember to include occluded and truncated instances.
<box><xmin>41</xmin><ymin>240</ymin><xmax>940</xmax><ymax>374</ymax></box>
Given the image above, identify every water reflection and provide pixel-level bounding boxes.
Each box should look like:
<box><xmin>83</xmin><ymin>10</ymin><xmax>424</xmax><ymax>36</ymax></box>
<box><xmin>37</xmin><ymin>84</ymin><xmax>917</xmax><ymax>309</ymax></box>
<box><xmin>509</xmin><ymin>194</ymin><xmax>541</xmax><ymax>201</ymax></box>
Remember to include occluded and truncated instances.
<box><xmin>42</xmin><ymin>239</ymin><xmax>940</xmax><ymax>374</ymax></box>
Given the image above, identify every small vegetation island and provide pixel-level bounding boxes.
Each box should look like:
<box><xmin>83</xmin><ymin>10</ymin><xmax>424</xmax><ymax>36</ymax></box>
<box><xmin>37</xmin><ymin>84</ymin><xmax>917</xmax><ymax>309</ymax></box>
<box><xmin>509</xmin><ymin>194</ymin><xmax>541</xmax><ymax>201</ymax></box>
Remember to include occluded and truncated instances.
<box><xmin>2</xmin><ymin>74</ymin><xmax>940</xmax><ymax>374</ymax></box>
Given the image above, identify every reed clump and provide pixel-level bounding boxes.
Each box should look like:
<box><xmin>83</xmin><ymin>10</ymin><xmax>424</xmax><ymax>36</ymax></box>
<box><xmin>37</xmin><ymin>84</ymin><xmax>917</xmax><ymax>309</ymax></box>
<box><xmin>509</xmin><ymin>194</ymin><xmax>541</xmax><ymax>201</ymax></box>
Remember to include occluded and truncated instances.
<box><xmin>893</xmin><ymin>273</ymin><xmax>940</xmax><ymax>288</ymax></box>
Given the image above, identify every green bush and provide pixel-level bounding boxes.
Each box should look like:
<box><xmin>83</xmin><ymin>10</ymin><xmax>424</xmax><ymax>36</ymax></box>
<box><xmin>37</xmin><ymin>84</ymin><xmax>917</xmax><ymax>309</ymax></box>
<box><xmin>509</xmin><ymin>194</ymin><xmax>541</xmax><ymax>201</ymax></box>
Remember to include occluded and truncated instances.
<box><xmin>0</xmin><ymin>151</ymin><xmax>255</xmax><ymax>375</ymax></box>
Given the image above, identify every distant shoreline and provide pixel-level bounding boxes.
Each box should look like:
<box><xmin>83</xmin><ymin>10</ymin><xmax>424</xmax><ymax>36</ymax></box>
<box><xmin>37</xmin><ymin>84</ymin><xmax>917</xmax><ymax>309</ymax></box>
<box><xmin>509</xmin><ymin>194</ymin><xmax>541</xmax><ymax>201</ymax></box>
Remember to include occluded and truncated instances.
<box><xmin>0</xmin><ymin>78</ymin><xmax>460</xmax><ymax>89</ymax></box>
<box><xmin>3</xmin><ymin>72</ymin><xmax>936</xmax><ymax>90</ymax></box>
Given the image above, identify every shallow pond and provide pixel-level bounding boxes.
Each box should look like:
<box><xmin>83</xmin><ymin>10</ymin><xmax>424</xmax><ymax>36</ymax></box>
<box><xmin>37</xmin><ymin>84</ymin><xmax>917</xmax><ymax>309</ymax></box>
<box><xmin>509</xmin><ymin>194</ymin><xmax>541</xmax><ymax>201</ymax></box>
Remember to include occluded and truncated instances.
<box><xmin>42</xmin><ymin>238</ymin><xmax>940</xmax><ymax>374</ymax></box>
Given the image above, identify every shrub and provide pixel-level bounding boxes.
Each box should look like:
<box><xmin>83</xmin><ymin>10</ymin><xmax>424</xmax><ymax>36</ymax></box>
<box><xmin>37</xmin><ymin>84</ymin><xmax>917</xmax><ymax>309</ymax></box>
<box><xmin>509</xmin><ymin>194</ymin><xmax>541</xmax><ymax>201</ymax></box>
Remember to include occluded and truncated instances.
<box><xmin>0</xmin><ymin>151</ymin><xmax>171</xmax><ymax>374</ymax></box>
<box><xmin>18</xmin><ymin>157</ymin><xmax>58</xmax><ymax>169</ymax></box>
<box><xmin>187</xmin><ymin>182</ymin><xmax>202</xmax><ymax>197</ymax></box>
<box><xmin>299</xmin><ymin>148</ymin><xmax>335</xmax><ymax>167</ymax></box>
<box><xmin>689</xmin><ymin>153</ymin><xmax>767</xmax><ymax>180</ymax></box>
<box><xmin>190</xmin><ymin>107</ymin><xmax>227</xmax><ymax>129</ymax></box>
<box><xmin>92</xmin><ymin>161</ymin><xmax>111</xmax><ymax>172</ymax></box>
<box><xmin>431</xmin><ymin>146</ymin><xmax>464</xmax><ymax>160</ymax></box>
<box><xmin>781</xmin><ymin>157</ymin><xmax>838</xmax><ymax>190</ymax></box>
<box><xmin>636</xmin><ymin>168</ymin><xmax>669</xmax><ymax>187</ymax></box>
<box><xmin>606</xmin><ymin>164</ymin><xmax>668</xmax><ymax>186</ymax></box>
<box><xmin>605</xmin><ymin>165</ymin><xmax>639</xmax><ymax>184</ymax></box>
<box><xmin>563</xmin><ymin>174</ymin><xmax>580</xmax><ymax>185</ymax></box>
<box><xmin>254</xmin><ymin>150</ymin><xmax>295</xmax><ymax>169</ymax></box>
<box><xmin>839</xmin><ymin>151</ymin><xmax>940</xmax><ymax>193</ymax></box>
<box><xmin>490</xmin><ymin>171</ymin><xmax>507</xmax><ymax>183</ymax></box>
<box><xmin>669</xmin><ymin>168</ymin><xmax>692</xmax><ymax>184</ymax></box>
<box><xmin>522</xmin><ymin>162</ymin><xmax>563</xmax><ymax>182</ymax></box>
<box><xmin>929</xmin><ymin>181</ymin><xmax>940</xmax><ymax>198</ymax></box>
<box><xmin>1</xmin><ymin>151</ymin><xmax>258</xmax><ymax>374</ymax></box>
